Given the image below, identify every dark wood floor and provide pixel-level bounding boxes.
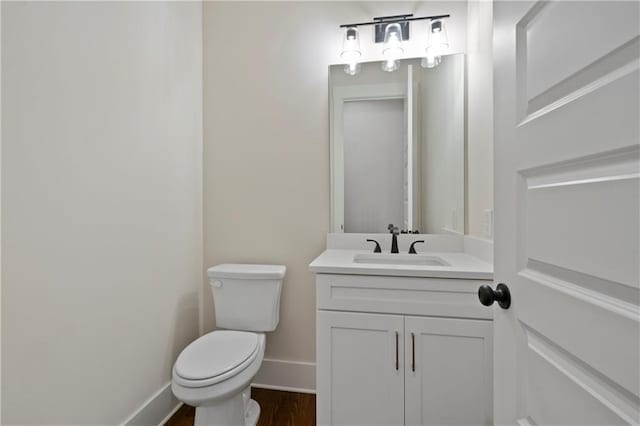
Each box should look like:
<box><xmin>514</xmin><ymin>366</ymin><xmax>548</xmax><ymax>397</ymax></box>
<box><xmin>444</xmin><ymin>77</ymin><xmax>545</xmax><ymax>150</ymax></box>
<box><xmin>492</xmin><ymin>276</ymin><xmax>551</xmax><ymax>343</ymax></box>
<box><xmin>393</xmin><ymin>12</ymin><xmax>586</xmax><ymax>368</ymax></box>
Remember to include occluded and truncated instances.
<box><xmin>165</xmin><ymin>388</ymin><xmax>316</xmax><ymax>426</ymax></box>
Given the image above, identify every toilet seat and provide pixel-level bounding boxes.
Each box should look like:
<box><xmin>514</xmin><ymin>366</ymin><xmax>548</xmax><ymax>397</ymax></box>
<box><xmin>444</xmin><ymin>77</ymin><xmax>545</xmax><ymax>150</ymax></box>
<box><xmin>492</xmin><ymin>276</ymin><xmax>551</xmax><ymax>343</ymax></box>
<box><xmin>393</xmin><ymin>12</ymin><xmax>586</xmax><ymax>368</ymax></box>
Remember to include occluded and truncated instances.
<box><xmin>173</xmin><ymin>330</ymin><xmax>260</xmax><ymax>388</ymax></box>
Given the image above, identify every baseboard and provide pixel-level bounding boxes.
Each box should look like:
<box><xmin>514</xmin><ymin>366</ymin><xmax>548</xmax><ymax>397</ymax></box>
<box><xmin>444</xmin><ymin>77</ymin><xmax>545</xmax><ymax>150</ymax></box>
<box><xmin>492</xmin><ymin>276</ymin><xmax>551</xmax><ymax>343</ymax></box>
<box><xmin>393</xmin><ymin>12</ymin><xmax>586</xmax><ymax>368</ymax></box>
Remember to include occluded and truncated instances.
<box><xmin>122</xmin><ymin>381</ymin><xmax>181</xmax><ymax>426</ymax></box>
<box><xmin>252</xmin><ymin>358</ymin><xmax>316</xmax><ymax>394</ymax></box>
<box><xmin>157</xmin><ymin>402</ymin><xmax>183</xmax><ymax>426</ymax></box>
<box><xmin>121</xmin><ymin>359</ymin><xmax>315</xmax><ymax>425</ymax></box>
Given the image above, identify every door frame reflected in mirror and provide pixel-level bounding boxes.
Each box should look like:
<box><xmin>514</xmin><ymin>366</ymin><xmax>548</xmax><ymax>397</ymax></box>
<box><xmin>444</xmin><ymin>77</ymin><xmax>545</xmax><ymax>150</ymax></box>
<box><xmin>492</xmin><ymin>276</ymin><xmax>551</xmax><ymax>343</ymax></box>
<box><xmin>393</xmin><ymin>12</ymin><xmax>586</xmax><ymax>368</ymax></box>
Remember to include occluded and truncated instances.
<box><xmin>330</xmin><ymin>81</ymin><xmax>409</xmax><ymax>232</ymax></box>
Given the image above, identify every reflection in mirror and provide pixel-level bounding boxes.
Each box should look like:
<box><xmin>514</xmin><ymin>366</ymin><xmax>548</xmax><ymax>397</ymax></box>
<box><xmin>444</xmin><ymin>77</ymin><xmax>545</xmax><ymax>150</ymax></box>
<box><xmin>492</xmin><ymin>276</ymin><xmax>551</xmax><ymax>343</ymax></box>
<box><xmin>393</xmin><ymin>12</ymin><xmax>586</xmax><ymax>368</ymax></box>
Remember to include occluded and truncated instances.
<box><xmin>330</xmin><ymin>55</ymin><xmax>465</xmax><ymax>234</ymax></box>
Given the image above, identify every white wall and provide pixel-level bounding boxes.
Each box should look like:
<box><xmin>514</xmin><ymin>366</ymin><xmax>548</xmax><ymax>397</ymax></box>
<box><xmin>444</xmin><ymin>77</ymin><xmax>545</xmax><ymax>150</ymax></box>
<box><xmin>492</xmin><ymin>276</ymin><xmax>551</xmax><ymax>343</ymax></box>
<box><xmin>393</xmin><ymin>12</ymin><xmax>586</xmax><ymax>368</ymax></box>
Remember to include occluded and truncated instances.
<box><xmin>1</xmin><ymin>2</ymin><xmax>202</xmax><ymax>424</ymax></box>
<box><xmin>466</xmin><ymin>0</ymin><xmax>494</xmax><ymax>238</ymax></box>
<box><xmin>203</xmin><ymin>1</ymin><xmax>468</xmax><ymax>380</ymax></box>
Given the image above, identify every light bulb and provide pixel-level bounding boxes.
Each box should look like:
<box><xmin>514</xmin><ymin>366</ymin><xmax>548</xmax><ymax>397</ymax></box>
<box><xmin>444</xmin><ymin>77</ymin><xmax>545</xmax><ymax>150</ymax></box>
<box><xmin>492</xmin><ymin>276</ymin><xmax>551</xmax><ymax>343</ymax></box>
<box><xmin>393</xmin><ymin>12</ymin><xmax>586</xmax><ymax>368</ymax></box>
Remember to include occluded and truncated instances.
<box><xmin>340</xmin><ymin>27</ymin><xmax>361</xmax><ymax>75</ymax></box>
<box><xmin>421</xmin><ymin>55</ymin><xmax>441</xmax><ymax>69</ymax></box>
<box><xmin>344</xmin><ymin>62</ymin><xmax>361</xmax><ymax>75</ymax></box>
<box><xmin>382</xmin><ymin>23</ymin><xmax>404</xmax><ymax>72</ymax></box>
<box><xmin>382</xmin><ymin>59</ymin><xmax>400</xmax><ymax>72</ymax></box>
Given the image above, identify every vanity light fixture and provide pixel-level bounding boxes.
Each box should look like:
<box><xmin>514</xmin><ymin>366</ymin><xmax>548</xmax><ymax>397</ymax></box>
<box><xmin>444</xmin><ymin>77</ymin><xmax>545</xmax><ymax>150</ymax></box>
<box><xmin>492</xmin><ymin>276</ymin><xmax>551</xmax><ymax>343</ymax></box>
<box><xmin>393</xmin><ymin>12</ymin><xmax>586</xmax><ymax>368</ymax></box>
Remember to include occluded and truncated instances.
<box><xmin>338</xmin><ymin>13</ymin><xmax>451</xmax><ymax>75</ymax></box>
<box><xmin>422</xmin><ymin>18</ymin><xmax>449</xmax><ymax>68</ymax></box>
<box><xmin>340</xmin><ymin>27</ymin><xmax>362</xmax><ymax>75</ymax></box>
<box><xmin>381</xmin><ymin>23</ymin><xmax>404</xmax><ymax>72</ymax></box>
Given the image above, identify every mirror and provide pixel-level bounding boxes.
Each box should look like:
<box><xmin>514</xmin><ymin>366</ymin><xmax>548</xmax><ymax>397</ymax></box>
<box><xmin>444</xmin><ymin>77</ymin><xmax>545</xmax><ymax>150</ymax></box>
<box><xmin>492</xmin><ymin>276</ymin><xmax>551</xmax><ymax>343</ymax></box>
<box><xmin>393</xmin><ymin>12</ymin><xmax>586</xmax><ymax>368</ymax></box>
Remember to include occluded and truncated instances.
<box><xmin>329</xmin><ymin>54</ymin><xmax>465</xmax><ymax>234</ymax></box>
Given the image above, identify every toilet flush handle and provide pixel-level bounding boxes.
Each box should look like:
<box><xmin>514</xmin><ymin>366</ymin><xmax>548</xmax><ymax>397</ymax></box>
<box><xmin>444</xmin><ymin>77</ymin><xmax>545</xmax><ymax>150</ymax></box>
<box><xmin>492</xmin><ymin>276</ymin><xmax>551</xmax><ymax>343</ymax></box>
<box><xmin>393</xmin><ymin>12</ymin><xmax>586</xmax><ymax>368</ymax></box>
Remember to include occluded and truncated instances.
<box><xmin>211</xmin><ymin>280</ymin><xmax>223</xmax><ymax>288</ymax></box>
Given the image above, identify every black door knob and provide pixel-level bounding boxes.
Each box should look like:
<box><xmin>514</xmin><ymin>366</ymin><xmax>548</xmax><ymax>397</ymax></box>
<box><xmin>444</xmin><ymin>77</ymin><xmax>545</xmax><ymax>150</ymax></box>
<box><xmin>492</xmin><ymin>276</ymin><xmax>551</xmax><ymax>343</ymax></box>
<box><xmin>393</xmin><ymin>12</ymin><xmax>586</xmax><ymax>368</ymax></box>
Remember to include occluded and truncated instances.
<box><xmin>478</xmin><ymin>283</ymin><xmax>511</xmax><ymax>309</ymax></box>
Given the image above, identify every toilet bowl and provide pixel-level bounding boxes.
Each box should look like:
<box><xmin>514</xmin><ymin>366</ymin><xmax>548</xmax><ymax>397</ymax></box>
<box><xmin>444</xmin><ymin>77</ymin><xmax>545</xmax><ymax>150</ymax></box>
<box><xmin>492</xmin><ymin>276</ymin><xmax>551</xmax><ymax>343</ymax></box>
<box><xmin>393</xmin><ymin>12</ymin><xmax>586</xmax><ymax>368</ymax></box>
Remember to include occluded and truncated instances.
<box><xmin>172</xmin><ymin>331</ymin><xmax>265</xmax><ymax>425</ymax></box>
<box><xmin>171</xmin><ymin>264</ymin><xmax>285</xmax><ymax>426</ymax></box>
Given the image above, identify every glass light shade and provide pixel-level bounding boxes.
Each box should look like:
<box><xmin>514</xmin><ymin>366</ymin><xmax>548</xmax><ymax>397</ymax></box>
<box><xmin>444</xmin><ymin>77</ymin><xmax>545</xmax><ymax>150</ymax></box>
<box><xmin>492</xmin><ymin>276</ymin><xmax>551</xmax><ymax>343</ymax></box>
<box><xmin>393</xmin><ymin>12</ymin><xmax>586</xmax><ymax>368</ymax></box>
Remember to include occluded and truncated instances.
<box><xmin>422</xmin><ymin>19</ymin><xmax>449</xmax><ymax>68</ymax></box>
<box><xmin>382</xmin><ymin>23</ymin><xmax>404</xmax><ymax>72</ymax></box>
<box><xmin>340</xmin><ymin>27</ymin><xmax>362</xmax><ymax>75</ymax></box>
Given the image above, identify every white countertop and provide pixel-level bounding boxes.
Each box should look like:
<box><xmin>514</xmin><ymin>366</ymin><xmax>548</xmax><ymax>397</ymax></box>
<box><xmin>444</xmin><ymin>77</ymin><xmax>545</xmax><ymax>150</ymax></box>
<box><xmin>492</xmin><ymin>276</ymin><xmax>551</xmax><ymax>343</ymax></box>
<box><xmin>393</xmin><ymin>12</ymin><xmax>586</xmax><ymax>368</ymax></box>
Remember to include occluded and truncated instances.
<box><xmin>309</xmin><ymin>249</ymin><xmax>493</xmax><ymax>280</ymax></box>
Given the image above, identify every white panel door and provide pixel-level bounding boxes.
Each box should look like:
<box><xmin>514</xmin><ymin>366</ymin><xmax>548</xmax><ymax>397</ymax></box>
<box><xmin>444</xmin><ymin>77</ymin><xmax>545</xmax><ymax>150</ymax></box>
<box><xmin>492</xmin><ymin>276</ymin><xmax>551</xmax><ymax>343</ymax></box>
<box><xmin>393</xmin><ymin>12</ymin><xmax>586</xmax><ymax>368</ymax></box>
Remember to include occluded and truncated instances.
<box><xmin>343</xmin><ymin>99</ymin><xmax>405</xmax><ymax>233</ymax></box>
<box><xmin>493</xmin><ymin>1</ymin><xmax>640</xmax><ymax>424</ymax></box>
<box><xmin>316</xmin><ymin>311</ymin><xmax>405</xmax><ymax>426</ymax></box>
<box><xmin>404</xmin><ymin>316</ymin><xmax>493</xmax><ymax>426</ymax></box>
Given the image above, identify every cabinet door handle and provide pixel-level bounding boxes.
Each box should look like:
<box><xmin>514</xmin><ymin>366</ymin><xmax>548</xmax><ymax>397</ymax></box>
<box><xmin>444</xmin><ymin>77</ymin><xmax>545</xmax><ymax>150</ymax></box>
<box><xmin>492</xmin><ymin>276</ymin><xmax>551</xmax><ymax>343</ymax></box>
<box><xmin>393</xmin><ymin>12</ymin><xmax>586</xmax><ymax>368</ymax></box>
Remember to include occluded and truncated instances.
<box><xmin>395</xmin><ymin>331</ymin><xmax>399</xmax><ymax>371</ymax></box>
<box><xmin>411</xmin><ymin>332</ymin><xmax>416</xmax><ymax>372</ymax></box>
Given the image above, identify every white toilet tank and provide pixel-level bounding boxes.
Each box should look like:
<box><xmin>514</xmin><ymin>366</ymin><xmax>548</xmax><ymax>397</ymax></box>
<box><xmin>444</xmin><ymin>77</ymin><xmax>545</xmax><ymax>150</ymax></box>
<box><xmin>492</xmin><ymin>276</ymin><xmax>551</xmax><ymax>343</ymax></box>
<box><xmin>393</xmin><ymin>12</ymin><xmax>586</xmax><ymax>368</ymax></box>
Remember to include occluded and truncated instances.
<box><xmin>207</xmin><ymin>264</ymin><xmax>286</xmax><ymax>332</ymax></box>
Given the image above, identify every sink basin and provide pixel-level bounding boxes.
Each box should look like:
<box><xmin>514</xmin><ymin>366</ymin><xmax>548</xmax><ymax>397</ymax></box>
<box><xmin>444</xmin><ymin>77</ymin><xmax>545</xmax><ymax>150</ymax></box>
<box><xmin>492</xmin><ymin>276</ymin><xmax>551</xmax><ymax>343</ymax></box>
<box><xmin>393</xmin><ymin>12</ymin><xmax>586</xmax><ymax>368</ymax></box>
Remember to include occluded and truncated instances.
<box><xmin>353</xmin><ymin>253</ymin><xmax>449</xmax><ymax>267</ymax></box>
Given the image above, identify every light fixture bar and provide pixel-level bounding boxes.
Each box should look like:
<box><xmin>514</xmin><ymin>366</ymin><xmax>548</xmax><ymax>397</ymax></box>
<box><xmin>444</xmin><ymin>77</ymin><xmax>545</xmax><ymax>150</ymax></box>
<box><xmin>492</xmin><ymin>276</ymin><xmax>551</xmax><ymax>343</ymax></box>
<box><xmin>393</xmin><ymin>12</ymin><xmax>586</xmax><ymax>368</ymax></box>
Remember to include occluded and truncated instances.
<box><xmin>339</xmin><ymin>13</ymin><xmax>450</xmax><ymax>29</ymax></box>
<box><xmin>373</xmin><ymin>14</ymin><xmax>414</xmax><ymax>22</ymax></box>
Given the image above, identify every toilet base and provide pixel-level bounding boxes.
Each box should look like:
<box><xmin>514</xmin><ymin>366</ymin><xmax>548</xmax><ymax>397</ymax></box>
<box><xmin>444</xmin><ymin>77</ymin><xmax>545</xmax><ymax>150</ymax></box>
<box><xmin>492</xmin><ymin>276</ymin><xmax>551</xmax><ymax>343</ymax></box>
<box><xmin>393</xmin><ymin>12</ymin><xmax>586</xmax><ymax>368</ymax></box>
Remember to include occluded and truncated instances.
<box><xmin>245</xmin><ymin>399</ymin><xmax>260</xmax><ymax>426</ymax></box>
<box><xmin>194</xmin><ymin>387</ymin><xmax>260</xmax><ymax>426</ymax></box>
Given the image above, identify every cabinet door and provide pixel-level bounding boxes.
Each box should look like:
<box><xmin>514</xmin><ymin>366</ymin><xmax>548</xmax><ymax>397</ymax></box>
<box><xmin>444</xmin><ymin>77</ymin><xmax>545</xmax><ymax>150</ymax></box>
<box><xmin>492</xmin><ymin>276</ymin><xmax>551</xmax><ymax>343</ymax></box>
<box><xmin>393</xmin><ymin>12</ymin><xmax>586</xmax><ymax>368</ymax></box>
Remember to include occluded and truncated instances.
<box><xmin>317</xmin><ymin>311</ymin><xmax>405</xmax><ymax>426</ymax></box>
<box><xmin>405</xmin><ymin>316</ymin><xmax>493</xmax><ymax>425</ymax></box>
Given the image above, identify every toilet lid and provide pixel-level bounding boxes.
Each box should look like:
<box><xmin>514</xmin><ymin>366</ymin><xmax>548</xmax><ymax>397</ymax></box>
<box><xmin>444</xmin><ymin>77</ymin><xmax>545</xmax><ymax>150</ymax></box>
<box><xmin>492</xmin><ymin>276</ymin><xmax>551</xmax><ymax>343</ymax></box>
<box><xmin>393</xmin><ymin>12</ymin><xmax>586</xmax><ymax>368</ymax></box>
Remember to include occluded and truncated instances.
<box><xmin>175</xmin><ymin>331</ymin><xmax>259</xmax><ymax>380</ymax></box>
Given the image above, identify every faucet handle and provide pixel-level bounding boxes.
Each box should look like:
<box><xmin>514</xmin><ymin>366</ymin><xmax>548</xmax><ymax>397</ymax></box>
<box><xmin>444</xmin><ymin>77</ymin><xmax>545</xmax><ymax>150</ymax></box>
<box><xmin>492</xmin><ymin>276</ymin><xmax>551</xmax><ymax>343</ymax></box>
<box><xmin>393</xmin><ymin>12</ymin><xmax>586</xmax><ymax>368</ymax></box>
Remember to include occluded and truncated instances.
<box><xmin>409</xmin><ymin>240</ymin><xmax>425</xmax><ymax>254</ymax></box>
<box><xmin>366</xmin><ymin>239</ymin><xmax>382</xmax><ymax>253</ymax></box>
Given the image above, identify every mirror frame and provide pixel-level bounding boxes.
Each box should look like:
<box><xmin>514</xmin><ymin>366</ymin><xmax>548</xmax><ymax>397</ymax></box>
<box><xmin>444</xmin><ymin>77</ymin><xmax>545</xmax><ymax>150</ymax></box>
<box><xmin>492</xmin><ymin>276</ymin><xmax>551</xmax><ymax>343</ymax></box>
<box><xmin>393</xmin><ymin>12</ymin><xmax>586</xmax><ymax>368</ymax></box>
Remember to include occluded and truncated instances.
<box><xmin>329</xmin><ymin>56</ymin><xmax>465</xmax><ymax>234</ymax></box>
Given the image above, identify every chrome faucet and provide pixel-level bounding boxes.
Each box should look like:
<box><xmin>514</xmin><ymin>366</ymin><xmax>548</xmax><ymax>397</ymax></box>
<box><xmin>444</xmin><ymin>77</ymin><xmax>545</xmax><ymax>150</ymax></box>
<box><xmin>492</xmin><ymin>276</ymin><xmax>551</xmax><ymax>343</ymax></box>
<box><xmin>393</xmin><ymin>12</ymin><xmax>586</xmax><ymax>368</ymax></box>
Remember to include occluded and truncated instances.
<box><xmin>387</xmin><ymin>224</ymin><xmax>399</xmax><ymax>254</ymax></box>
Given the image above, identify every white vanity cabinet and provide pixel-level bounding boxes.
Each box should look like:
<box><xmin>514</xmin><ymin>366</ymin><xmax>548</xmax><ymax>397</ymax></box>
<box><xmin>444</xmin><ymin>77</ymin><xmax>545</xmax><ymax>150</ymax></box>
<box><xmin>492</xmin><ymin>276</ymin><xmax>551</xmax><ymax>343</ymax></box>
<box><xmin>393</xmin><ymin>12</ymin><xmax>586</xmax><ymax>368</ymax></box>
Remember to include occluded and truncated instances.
<box><xmin>404</xmin><ymin>316</ymin><xmax>492</xmax><ymax>426</ymax></box>
<box><xmin>315</xmin><ymin>273</ymin><xmax>493</xmax><ymax>426</ymax></box>
<box><xmin>317</xmin><ymin>311</ymin><xmax>405</xmax><ymax>426</ymax></box>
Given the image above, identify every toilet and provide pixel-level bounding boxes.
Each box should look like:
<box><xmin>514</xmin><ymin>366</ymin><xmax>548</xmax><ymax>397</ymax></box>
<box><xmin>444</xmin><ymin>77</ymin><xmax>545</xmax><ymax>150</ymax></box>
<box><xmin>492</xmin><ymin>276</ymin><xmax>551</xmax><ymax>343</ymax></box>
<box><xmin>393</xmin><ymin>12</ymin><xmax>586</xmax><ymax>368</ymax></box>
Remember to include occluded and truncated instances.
<box><xmin>171</xmin><ymin>264</ymin><xmax>286</xmax><ymax>426</ymax></box>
